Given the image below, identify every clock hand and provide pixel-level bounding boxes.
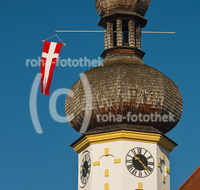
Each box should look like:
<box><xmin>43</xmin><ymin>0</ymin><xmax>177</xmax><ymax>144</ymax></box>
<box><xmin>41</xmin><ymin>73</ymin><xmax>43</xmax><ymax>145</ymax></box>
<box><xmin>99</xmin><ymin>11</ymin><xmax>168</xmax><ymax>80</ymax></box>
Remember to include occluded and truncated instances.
<box><xmin>82</xmin><ymin>165</ymin><xmax>87</xmax><ymax>174</ymax></box>
<box><xmin>134</xmin><ymin>156</ymin><xmax>150</xmax><ymax>173</ymax></box>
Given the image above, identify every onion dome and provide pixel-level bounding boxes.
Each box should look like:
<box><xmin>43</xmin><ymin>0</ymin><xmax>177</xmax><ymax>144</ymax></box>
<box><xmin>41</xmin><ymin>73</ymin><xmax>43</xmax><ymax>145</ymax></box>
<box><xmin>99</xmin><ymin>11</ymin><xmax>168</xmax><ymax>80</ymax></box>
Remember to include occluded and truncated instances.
<box><xmin>95</xmin><ymin>0</ymin><xmax>151</xmax><ymax>17</ymax></box>
<box><xmin>65</xmin><ymin>59</ymin><xmax>183</xmax><ymax>134</ymax></box>
<box><xmin>65</xmin><ymin>0</ymin><xmax>183</xmax><ymax>135</ymax></box>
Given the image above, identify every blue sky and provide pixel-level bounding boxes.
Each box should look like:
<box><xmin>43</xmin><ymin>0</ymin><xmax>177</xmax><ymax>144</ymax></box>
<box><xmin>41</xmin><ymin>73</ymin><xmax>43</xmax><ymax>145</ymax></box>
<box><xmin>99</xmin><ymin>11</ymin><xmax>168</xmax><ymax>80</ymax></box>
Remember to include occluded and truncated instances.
<box><xmin>0</xmin><ymin>0</ymin><xmax>200</xmax><ymax>189</ymax></box>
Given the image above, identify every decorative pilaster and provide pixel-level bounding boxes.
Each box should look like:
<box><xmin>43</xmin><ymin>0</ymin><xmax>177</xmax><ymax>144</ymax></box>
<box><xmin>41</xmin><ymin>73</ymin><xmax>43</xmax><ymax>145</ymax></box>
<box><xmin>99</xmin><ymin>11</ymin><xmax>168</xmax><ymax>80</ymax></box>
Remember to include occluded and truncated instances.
<box><xmin>104</xmin><ymin>28</ymin><xmax>108</xmax><ymax>49</ymax></box>
<box><xmin>107</xmin><ymin>22</ymin><xmax>114</xmax><ymax>49</ymax></box>
<box><xmin>128</xmin><ymin>20</ymin><xmax>136</xmax><ymax>47</ymax></box>
<box><xmin>136</xmin><ymin>24</ymin><xmax>141</xmax><ymax>49</ymax></box>
<box><xmin>116</xmin><ymin>19</ymin><xmax>122</xmax><ymax>46</ymax></box>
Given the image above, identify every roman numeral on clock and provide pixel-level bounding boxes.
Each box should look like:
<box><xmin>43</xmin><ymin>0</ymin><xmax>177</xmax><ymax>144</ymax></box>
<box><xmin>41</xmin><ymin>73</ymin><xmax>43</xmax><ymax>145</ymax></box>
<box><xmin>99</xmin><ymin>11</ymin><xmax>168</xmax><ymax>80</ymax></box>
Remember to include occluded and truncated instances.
<box><xmin>137</xmin><ymin>148</ymin><xmax>142</xmax><ymax>154</ymax></box>
<box><xmin>81</xmin><ymin>175</ymin><xmax>84</xmax><ymax>183</ymax></box>
<box><xmin>85</xmin><ymin>154</ymin><xmax>89</xmax><ymax>161</ymax></box>
<box><xmin>139</xmin><ymin>171</ymin><xmax>142</xmax><ymax>178</ymax></box>
<box><xmin>127</xmin><ymin>155</ymin><xmax>133</xmax><ymax>159</ymax></box>
<box><xmin>147</xmin><ymin>155</ymin><xmax>153</xmax><ymax>160</ymax></box>
<box><xmin>148</xmin><ymin>162</ymin><xmax>154</xmax><ymax>166</ymax></box>
<box><xmin>126</xmin><ymin>159</ymin><xmax>132</xmax><ymax>163</ymax></box>
<box><xmin>131</xmin><ymin>149</ymin><xmax>136</xmax><ymax>155</ymax></box>
<box><xmin>131</xmin><ymin>168</ymin><xmax>137</xmax><ymax>176</ymax></box>
<box><xmin>147</xmin><ymin>166</ymin><xmax>153</xmax><ymax>173</ymax></box>
<box><xmin>127</xmin><ymin>164</ymin><xmax>134</xmax><ymax>171</ymax></box>
<box><xmin>144</xmin><ymin>170</ymin><xmax>148</xmax><ymax>177</ymax></box>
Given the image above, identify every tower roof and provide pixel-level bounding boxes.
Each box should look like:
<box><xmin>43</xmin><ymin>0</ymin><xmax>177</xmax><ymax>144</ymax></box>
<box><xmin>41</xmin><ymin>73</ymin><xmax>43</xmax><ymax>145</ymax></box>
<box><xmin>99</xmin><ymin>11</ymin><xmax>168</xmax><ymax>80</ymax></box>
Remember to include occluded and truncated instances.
<box><xmin>65</xmin><ymin>1</ymin><xmax>183</xmax><ymax>135</ymax></box>
<box><xmin>95</xmin><ymin>0</ymin><xmax>151</xmax><ymax>17</ymax></box>
<box><xmin>65</xmin><ymin>60</ymin><xmax>183</xmax><ymax>134</ymax></box>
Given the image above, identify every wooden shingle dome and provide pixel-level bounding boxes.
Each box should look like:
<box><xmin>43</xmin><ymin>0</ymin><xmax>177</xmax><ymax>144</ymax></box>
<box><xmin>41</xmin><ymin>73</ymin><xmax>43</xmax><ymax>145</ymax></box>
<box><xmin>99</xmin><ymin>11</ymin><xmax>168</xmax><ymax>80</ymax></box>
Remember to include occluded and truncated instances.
<box><xmin>65</xmin><ymin>59</ymin><xmax>183</xmax><ymax>134</ymax></box>
<box><xmin>95</xmin><ymin>0</ymin><xmax>151</xmax><ymax>17</ymax></box>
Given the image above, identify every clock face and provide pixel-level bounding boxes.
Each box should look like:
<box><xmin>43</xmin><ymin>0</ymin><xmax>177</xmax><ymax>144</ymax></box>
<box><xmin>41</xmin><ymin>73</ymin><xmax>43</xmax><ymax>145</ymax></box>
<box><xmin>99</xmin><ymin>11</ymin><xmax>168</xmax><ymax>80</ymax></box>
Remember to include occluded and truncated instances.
<box><xmin>125</xmin><ymin>147</ymin><xmax>155</xmax><ymax>178</ymax></box>
<box><xmin>79</xmin><ymin>151</ymin><xmax>91</xmax><ymax>187</ymax></box>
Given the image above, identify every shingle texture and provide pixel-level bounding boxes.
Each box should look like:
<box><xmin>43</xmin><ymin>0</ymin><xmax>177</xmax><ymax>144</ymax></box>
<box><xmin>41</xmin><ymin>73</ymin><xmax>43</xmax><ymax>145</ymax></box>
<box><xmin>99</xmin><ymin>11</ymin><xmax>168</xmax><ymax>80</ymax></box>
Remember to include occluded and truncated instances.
<box><xmin>95</xmin><ymin>0</ymin><xmax>151</xmax><ymax>17</ymax></box>
<box><xmin>65</xmin><ymin>59</ymin><xmax>183</xmax><ymax>134</ymax></box>
<box><xmin>179</xmin><ymin>166</ymin><xmax>200</xmax><ymax>190</ymax></box>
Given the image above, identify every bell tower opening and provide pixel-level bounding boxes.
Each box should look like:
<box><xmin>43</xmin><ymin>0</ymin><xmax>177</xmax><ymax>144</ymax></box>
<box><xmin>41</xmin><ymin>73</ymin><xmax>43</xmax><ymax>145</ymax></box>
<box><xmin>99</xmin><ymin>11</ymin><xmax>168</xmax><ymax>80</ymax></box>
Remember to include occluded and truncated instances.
<box><xmin>99</xmin><ymin>14</ymin><xmax>145</xmax><ymax>61</ymax></box>
<box><xmin>122</xmin><ymin>20</ymin><xmax>129</xmax><ymax>46</ymax></box>
<box><xmin>113</xmin><ymin>22</ymin><xmax>117</xmax><ymax>47</ymax></box>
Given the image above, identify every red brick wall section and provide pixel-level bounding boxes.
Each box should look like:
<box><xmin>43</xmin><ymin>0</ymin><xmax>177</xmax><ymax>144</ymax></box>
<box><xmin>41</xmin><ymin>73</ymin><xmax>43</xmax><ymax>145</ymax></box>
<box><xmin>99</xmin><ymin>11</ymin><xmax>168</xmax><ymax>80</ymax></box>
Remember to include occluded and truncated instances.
<box><xmin>179</xmin><ymin>166</ymin><xmax>200</xmax><ymax>190</ymax></box>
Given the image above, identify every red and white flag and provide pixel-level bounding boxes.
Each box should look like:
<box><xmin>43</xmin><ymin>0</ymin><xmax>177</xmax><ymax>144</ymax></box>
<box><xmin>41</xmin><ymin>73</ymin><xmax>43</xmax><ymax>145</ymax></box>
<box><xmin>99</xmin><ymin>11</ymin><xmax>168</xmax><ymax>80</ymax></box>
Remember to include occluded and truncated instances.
<box><xmin>41</xmin><ymin>41</ymin><xmax>63</xmax><ymax>95</ymax></box>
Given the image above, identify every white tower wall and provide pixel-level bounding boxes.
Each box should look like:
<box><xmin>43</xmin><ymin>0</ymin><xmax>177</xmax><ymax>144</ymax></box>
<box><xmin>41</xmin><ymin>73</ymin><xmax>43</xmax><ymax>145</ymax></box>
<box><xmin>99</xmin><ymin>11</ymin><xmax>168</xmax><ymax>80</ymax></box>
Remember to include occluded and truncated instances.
<box><xmin>76</xmin><ymin>135</ymin><xmax>173</xmax><ymax>190</ymax></box>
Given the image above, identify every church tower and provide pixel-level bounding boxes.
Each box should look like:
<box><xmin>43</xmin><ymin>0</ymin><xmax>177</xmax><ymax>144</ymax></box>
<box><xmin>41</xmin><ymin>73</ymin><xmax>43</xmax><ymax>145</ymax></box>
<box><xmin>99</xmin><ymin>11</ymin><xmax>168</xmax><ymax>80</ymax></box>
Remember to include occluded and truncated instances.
<box><xmin>65</xmin><ymin>1</ymin><xmax>183</xmax><ymax>190</ymax></box>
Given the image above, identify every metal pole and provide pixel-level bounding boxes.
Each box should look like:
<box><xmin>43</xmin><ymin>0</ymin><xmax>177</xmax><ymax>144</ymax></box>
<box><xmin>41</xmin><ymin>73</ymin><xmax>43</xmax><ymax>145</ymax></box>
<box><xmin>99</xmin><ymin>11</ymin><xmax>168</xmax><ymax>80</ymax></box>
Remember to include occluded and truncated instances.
<box><xmin>142</xmin><ymin>31</ymin><xmax>175</xmax><ymax>34</ymax></box>
<box><xmin>55</xmin><ymin>31</ymin><xmax>105</xmax><ymax>33</ymax></box>
<box><xmin>55</xmin><ymin>30</ymin><xmax>175</xmax><ymax>34</ymax></box>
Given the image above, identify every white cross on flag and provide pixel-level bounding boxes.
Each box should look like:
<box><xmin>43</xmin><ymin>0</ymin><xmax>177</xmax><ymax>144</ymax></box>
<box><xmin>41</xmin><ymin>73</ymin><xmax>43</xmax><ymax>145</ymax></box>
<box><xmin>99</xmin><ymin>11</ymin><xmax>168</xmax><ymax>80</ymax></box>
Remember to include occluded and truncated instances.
<box><xmin>41</xmin><ymin>41</ymin><xmax>63</xmax><ymax>95</ymax></box>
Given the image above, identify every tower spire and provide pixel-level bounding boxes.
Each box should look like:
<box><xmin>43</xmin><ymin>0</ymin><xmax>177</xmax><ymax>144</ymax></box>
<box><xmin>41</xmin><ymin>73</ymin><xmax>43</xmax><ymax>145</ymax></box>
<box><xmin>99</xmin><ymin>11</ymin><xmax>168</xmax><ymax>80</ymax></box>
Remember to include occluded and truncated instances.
<box><xmin>65</xmin><ymin>1</ymin><xmax>183</xmax><ymax>190</ymax></box>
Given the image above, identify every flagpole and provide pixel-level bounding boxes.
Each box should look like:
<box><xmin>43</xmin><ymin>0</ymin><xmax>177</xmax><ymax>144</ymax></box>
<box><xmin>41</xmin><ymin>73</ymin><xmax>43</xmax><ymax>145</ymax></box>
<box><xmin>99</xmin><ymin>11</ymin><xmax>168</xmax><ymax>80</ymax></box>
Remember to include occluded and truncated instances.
<box><xmin>55</xmin><ymin>30</ymin><xmax>176</xmax><ymax>34</ymax></box>
<box><xmin>56</xmin><ymin>31</ymin><xmax>105</xmax><ymax>33</ymax></box>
